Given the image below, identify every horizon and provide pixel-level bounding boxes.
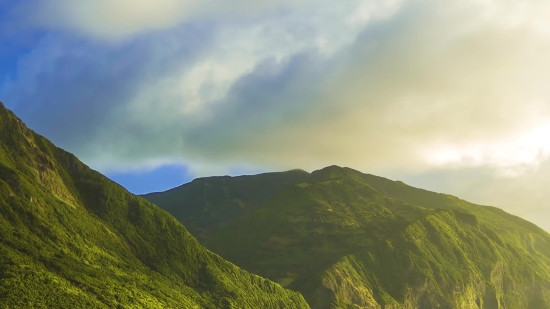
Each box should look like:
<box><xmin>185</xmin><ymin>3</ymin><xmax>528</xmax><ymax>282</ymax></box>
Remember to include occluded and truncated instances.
<box><xmin>1</xmin><ymin>0</ymin><xmax>550</xmax><ymax>232</ymax></box>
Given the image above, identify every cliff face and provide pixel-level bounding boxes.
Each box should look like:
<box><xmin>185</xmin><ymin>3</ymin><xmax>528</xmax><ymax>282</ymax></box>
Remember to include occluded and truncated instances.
<box><xmin>146</xmin><ymin>165</ymin><xmax>550</xmax><ymax>309</ymax></box>
<box><xmin>312</xmin><ymin>209</ymin><xmax>550</xmax><ymax>309</ymax></box>
<box><xmin>0</xmin><ymin>103</ymin><xmax>310</xmax><ymax>309</ymax></box>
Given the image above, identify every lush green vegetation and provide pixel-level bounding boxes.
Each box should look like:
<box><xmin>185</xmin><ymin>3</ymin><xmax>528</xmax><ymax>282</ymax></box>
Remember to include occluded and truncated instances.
<box><xmin>146</xmin><ymin>165</ymin><xmax>550</xmax><ymax>308</ymax></box>
<box><xmin>143</xmin><ymin>169</ymin><xmax>310</xmax><ymax>243</ymax></box>
<box><xmin>0</xmin><ymin>102</ymin><xmax>310</xmax><ymax>308</ymax></box>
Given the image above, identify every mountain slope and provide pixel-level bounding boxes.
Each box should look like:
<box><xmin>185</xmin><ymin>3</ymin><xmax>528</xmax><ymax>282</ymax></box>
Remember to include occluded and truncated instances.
<box><xmin>143</xmin><ymin>169</ymin><xmax>310</xmax><ymax>243</ymax></box>
<box><xmin>144</xmin><ymin>165</ymin><xmax>550</xmax><ymax>308</ymax></box>
<box><xmin>0</xmin><ymin>102</ymin><xmax>310</xmax><ymax>308</ymax></box>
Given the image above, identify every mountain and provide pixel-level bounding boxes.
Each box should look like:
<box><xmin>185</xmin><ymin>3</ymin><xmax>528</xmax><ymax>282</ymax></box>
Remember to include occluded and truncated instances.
<box><xmin>144</xmin><ymin>166</ymin><xmax>550</xmax><ymax>308</ymax></box>
<box><xmin>0</xmin><ymin>102</ymin><xmax>310</xmax><ymax>308</ymax></box>
<box><xmin>143</xmin><ymin>169</ymin><xmax>310</xmax><ymax>243</ymax></box>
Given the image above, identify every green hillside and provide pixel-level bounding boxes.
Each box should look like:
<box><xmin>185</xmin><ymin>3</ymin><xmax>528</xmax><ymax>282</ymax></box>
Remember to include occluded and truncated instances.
<box><xmin>0</xmin><ymin>102</ymin><xmax>310</xmax><ymax>308</ymax></box>
<box><xmin>144</xmin><ymin>166</ymin><xmax>550</xmax><ymax>308</ymax></box>
<box><xmin>143</xmin><ymin>169</ymin><xmax>310</xmax><ymax>243</ymax></box>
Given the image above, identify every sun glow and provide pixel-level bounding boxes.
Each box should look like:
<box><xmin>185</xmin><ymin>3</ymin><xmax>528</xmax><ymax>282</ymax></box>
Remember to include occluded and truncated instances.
<box><xmin>426</xmin><ymin>123</ymin><xmax>550</xmax><ymax>176</ymax></box>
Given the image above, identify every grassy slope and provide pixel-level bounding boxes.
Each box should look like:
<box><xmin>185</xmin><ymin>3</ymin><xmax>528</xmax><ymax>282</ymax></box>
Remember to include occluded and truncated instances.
<box><xmin>143</xmin><ymin>170</ymin><xmax>310</xmax><ymax>243</ymax></box>
<box><xmin>0</xmin><ymin>102</ymin><xmax>310</xmax><ymax>309</ymax></box>
<box><xmin>145</xmin><ymin>165</ymin><xmax>550</xmax><ymax>308</ymax></box>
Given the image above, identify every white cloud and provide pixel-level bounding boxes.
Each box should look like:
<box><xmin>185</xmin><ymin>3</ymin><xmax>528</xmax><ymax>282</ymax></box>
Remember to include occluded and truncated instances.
<box><xmin>13</xmin><ymin>0</ymin><xmax>314</xmax><ymax>40</ymax></box>
<box><xmin>425</xmin><ymin>123</ymin><xmax>550</xmax><ymax>176</ymax></box>
<box><xmin>34</xmin><ymin>0</ymin><xmax>194</xmax><ymax>39</ymax></box>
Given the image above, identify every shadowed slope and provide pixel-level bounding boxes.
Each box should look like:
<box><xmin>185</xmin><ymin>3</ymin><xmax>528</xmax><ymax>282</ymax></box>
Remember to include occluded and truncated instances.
<box><xmin>0</xmin><ymin>102</ymin><xmax>310</xmax><ymax>309</ymax></box>
<box><xmin>143</xmin><ymin>169</ymin><xmax>310</xmax><ymax>243</ymax></box>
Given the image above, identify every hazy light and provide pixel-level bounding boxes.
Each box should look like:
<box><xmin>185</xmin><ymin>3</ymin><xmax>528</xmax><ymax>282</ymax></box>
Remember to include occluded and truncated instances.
<box><xmin>425</xmin><ymin>123</ymin><xmax>550</xmax><ymax>176</ymax></box>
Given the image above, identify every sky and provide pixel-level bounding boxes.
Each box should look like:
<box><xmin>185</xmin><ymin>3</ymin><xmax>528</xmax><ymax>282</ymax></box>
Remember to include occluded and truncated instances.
<box><xmin>0</xmin><ymin>0</ymin><xmax>549</xmax><ymax>231</ymax></box>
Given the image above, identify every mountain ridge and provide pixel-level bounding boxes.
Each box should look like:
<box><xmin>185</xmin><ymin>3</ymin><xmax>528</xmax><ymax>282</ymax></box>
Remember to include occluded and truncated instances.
<box><xmin>0</xmin><ymin>102</ymin><xmax>310</xmax><ymax>308</ymax></box>
<box><xmin>144</xmin><ymin>165</ymin><xmax>550</xmax><ymax>309</ymax></box>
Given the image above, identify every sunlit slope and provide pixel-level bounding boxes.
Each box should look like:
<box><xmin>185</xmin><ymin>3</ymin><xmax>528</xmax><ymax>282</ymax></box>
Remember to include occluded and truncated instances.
<box><xmin>0</xmin><ymin>102</ymin><xmax>310</xmax><ymax>309</ymax></box>
<box><xmin>146</xmin><ymin>165</ymin><xmax>550</xmax><ymax>308</ymax></box>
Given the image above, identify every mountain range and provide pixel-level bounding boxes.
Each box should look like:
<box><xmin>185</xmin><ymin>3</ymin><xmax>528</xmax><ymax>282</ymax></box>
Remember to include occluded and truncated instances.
<box><xmin>1</xmin><ymin>100</ymin><xmax>550</xmax><ymax>309</ymax></box>
<box><xmin>0</xmin><ymin>102</ymin><xmax>309</xmax><ymax>308</ymax></box>
<box><xmin>144</xmin><ymin>166</ymin><xmax>550</xmax><ymax>308</ymax></box>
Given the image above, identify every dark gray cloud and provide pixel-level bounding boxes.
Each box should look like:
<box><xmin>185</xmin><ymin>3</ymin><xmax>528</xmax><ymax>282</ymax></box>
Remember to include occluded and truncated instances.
<box><xmin>2</xmin><ymin>24</ymin><xmax>216</xmax><ymax>165</ymax></box>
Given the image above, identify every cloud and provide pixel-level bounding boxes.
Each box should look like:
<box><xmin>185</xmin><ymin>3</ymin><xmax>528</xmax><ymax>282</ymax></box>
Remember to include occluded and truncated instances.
<box><xmin>3</xmin><ymin>0</ymin><xmax>400</xmax><ymax>171</ymax></box>
<box><xmin>9</xmin><ymin>0</ymin><xmax>313</xmax><ymax>40</ymax></box>
<box><xmin>398</xmin><ymin>158</ymin><xmax>550</xmax><ymax>232</ymax></box>
<box><xmin>1</xmin><ymin>24</ymin><xmax>217</xmax><ymax>168</ymax></box>
<box><xmin>2</xmin><ymin>0</ymin><xmax>550</xmax><ymax>230</ymax></box>
<box><xmin>176</xmin><ymin>0</ymin><xmax>550</xmax><ymax>175</ymax></box>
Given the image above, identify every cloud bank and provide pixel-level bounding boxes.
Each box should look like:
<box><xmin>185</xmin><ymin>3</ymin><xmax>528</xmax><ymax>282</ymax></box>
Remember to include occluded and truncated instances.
<box><xmin>2</xmin><ymin>0</ymin><xmax>550</xmax><ymax>230</ymax></box>
<box><xmin>11</xmin><ymin>0</ymin><xmax>310</xmax><ymax>40</ymax></box>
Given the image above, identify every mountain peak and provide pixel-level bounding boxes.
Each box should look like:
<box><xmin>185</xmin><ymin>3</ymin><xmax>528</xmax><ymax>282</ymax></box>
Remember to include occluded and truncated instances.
<box><xmin>284</xmin><ymin>168</ymin><xmax>310</xmax><ymax>174</ymax></box>
<box><xmin>146</xmin><ymin>166</ymin><xmax>550</xmax><ymax>309</ymax></box>
<box><xmin>310</xmin><ymin>165</ymin><xmax>348</xmax><ymax>181</ymax></box>
<box><xmin>320</xmin><ymin>164</ymin><xmax>344</xmax><ymax>170</ymax></box>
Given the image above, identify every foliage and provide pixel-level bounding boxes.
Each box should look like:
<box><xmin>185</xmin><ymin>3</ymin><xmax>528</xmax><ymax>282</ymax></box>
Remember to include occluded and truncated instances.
<box><xmin>143</xmin><ymin>169</ymin><xmax>310</xmax><ymax>243</ymax></box>
<box><xmin>0</xmin><ymin>102</ymin><xmax>310</xmax><ymax>309</ymax></box>
<box><xmin>146</xmin><ymin>165</ymin><xmax>550</xmax><ymax>308</ymax></box>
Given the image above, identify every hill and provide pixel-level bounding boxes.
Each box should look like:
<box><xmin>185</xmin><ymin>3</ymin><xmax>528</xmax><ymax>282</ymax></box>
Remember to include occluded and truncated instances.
<box><xmin>0</xmin><ymin>102</ymin><xmax>310</xmax><ymax>308</ymax></box>
<box><xmin>144</xmin><ymin>166</ymin><xmax>550</xmax><ymax>308</ymax></box>
<box><xmin>143</xmin><ymin>169</ymin><xmax>310</xmax><ymax>243</ymax></box>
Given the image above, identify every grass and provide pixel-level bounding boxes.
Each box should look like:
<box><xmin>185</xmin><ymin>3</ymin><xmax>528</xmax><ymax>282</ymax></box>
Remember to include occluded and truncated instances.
<box><xmin>0</xmin><ymin>102</ymin><xmax>310</xmax><ymax>309</ymax></box>
<box><xmin>147</xmin><ymin>165</ymin><xmax>550</xmax><ymax>308</ymax></box>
